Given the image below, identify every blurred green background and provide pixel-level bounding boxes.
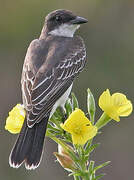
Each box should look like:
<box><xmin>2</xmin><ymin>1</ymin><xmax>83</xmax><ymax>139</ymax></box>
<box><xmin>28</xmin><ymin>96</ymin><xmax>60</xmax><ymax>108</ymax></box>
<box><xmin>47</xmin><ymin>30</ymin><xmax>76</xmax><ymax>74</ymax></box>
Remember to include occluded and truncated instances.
<box><xmin>0</xmin><ymin>0</ymin><xmax>134</xmax><ymax>179</ymax></box>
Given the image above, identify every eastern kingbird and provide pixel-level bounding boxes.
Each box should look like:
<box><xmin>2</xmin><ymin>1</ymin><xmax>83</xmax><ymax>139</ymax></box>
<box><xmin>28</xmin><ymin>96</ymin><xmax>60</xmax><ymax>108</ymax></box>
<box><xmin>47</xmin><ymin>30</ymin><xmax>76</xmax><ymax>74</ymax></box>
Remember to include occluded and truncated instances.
<box><xmin>9</xmin><ymin>9</ymin><xmax>87</xmax><ymax>170</ymax></box>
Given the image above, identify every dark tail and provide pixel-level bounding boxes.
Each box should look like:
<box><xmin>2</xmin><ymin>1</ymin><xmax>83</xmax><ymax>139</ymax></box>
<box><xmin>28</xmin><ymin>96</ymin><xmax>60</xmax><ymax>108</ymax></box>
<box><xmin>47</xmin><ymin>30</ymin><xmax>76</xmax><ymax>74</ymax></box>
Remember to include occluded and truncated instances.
<box><xmin>9</xmin><ymin>116</ymin><xmax>49</xmax><ymax>170</ymax></box>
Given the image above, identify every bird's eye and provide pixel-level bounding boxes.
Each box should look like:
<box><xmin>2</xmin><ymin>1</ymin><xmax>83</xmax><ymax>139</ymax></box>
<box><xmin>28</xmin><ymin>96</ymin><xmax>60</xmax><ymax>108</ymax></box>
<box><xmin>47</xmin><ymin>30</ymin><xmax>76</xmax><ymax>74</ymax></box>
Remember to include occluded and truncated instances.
<box><xmin>55</xmin><ymin>15</ymin><xmax>62</xmax><ymax>22</ymax></box>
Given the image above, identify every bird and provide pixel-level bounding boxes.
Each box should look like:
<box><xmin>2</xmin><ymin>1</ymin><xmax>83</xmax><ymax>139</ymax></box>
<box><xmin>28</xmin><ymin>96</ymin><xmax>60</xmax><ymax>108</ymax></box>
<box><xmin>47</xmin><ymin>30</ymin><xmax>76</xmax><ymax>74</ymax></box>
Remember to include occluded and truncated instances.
<box><xmin>9</xmin><ymin>9</ymin><xmax>88</xmax><ymax>170</ymax></box>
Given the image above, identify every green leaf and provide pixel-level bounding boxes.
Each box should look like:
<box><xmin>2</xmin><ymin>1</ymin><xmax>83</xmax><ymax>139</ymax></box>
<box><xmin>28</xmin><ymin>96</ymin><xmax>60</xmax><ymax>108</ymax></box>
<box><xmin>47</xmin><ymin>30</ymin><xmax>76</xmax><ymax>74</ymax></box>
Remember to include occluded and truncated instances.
<box><xmin>56</xmin><ymin>107</ymin><xmax>65</xmax><ymax>117</ymax></box>
<box><xmin>65</xmin><ymin>98</ymin><xmax>73</xmax><ymax>117</ymax></box>
<box><xmin>84</xmin><ymin>139</ymin><xmax>92</xmax><ymax>152</ymax></box>
<box><xmin>68</xmin><ymin>149</ymin><xmax>80</xmax><ymax>163</ymax></box>
<box><xmin>87</xmin><ymin>89</ymin><xmax>96</xmax><ymax>124</ymax></box>
<box><xmin>88</xmin><ymin>160</ymin><xmax>95</xmax><ymax>174</ymax></box>
<box><xmin>71</xmin><ymin>92</ymin><xmax>79</xmax><ymax>110</ymax></box>
<box><xmin>64</xmin><ymin>132</ymin><xmax>72</xmax><ymax>142</ymax></box>
<box><xmin>92</xmin><ymin>171</ymin><xmax>96</xmax><ymax>179</ymax></box>
<box><xmin>83</xmin><ymin>154</ymin><xmax>90</xmax><ymax>162</ymax></box>
<box><xmin>50</xmin><ymin>111</ymin><xmax>62</xmax><ymax>122</ymax></box>
<box><xmin>68</xmin><ymin>171</ymin><xmax>81</xmax><ymax>177</ymax></box>
<box><xmin>47</xmin><ymin>123</ymin><xmax>60</xmax><ymax>132</ymax></box>
<box><xmin>94</xmin><ymin>161</ymin><xmax>110</xmax><ymax>171</ymax></box>
<box><xmin>93</xmin><ymin>173</ymin><xmax>106</xmax><ymax>180</ymax></box>
<box><xmin>85</xmin><ymin>143</ymin><xmax>100</xmax><ymax>155</ymax></box>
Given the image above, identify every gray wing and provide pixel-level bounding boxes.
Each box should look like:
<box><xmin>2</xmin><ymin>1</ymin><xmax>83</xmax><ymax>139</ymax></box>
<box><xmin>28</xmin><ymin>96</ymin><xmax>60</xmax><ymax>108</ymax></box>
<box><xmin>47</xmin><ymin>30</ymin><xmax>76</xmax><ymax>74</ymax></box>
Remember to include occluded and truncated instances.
<box><xmin>21</xmin><ymin>36</ymin><xmax>86</xmax><ymax>127</ymax></box>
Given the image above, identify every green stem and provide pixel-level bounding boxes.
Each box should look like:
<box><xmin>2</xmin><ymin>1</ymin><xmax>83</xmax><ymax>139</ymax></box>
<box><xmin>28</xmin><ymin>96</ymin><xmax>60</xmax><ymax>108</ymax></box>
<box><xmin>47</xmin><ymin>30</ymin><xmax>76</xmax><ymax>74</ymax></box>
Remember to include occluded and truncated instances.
<box><xmin>85</xmin><ymin>139</ymin><xmax>92</xmax><ymax>159</ymax></box>
<box><xmin>82</xmin><ymin>173</ymin><xmax>90</xmax><ymax>180</ymax></box>
<box><xmin>95</xmin><ymin>112</ymin><xmax>112</xmax><ymax>129</ymax></box>
<box><xmin>73</xmin><ymin>175</ymin><xmax>80</xmax><ymax>180</ymax></box>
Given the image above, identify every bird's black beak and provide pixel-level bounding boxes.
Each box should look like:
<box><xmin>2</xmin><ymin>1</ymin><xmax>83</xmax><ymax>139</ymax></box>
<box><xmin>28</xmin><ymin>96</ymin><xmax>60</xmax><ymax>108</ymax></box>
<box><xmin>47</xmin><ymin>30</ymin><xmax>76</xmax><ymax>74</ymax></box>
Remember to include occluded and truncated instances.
<box><xmin>70</xmin><ymin>16</ymin><xmax>88</xmax><ymax>25</ymax></box>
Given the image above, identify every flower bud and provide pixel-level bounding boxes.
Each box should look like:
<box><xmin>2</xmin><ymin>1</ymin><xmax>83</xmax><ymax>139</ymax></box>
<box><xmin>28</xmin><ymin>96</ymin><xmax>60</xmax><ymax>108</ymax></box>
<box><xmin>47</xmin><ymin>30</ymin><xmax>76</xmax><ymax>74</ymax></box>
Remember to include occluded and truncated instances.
<box><xmin>58</xmin><ymin>144</ymin><xmax>73</xmax><ymax>156</ymax></box>
<box><xmin>54</xmin><ymin>144</ymin><xmax>76</xmax><ymax>171</ymax></box>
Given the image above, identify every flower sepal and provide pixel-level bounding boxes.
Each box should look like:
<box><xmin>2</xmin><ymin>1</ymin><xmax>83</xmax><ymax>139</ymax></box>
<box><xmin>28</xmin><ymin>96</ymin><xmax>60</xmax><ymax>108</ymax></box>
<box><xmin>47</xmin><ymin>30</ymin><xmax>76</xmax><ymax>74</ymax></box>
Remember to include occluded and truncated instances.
<box><xmin>95</xmin><ymin>112</ymin><xmax>112</xmax><ymax>130</ymax></box>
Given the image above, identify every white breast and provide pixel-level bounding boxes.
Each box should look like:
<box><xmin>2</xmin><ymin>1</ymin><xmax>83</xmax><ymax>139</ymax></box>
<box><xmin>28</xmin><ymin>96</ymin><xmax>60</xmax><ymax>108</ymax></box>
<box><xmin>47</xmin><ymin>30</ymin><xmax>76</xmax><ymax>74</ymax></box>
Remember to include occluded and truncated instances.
<box><xmin>49</xmin><ymin>24</ymin><xmax>80</xmax><ymax>37</ymax></box>
<box><xmin>49</xmin><ymin>83</ymin><xmax>73</xmax><ymax>118</ymax></box>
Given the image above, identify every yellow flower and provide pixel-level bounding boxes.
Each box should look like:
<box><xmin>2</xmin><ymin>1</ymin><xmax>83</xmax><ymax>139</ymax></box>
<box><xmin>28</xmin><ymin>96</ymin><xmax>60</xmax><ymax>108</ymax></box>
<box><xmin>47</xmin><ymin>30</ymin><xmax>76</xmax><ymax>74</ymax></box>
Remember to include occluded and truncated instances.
<box><xmin>5</xmin><ymin>104</ymin><xmax>25</xmax><ymax>134</ymax></box>
<box><xmin>61</xmin><ymin>109</ymin><xmax>97</xmax><ymax>145</ymax></box>
<box><xmin>99</xmin><ymin>89</ymin><xmax>133</xmax><ymax>121</ymax></box>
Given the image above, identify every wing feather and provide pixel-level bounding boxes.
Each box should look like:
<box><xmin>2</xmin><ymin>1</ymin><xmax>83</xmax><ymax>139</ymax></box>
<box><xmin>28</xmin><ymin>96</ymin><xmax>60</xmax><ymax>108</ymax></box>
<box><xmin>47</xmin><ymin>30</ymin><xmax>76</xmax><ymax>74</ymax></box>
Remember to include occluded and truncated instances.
<box><xmin>21</xmin><ymin>36</ymin><xmax>86</xmax><ymax>127</ymax></box>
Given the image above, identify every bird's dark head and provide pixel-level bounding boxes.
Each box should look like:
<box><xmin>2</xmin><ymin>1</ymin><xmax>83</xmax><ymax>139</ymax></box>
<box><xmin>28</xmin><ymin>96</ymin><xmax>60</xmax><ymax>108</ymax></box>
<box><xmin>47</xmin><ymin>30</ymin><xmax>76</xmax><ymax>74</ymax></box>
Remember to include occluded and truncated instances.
<box><xmin>43</xmin><ymin>9</ymin><xmax>88</xmax><ymax>37</ymax></box>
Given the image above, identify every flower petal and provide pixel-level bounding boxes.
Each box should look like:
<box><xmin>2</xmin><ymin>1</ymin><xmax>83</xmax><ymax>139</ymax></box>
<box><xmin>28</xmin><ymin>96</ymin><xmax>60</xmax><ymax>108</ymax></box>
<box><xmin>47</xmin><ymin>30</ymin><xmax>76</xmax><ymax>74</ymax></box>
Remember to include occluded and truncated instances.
<box><xmin>118</xmin><ymin>100</ymin><xmax>132</xmax><ymax>116</ymax></box>
<box><xmin>61</xmin><ymin>108</ymin><xmax>97</xmax><ymax>145</ymax></box>
<box><xmin>71</xmin><ymin>126</ymin><xmax>97</xmax><ymax>145</ymax></box>
<box><xmin>112</xmin><ymin>93</ymin><xmax>133</xmax><ymax>116</ymax></box>
<box><xmin>82</xmin><ymin>125</ymin><xmax>97</xmax><ymax>143</ymax></box>
<box><xmin>99</xmin><ymin>89</ymin><xmax>133</xmax><ymax>121</ymax></box>
<box><xmin>61</xmin><ymin>109</ymin><xmax>91</xmax><ymax>134</ymax></box>
<box><xmin>72</xmin><ymin>134</ymin><xmax>85</xmax><ymax>145</ymax></box>
<box><xmin>98</xmin><ymin>89</ymin><xmax>119</xmax><ymax>120</ymax></box>
<box><xmin>5</xmin><ymin>104</ymin><xmax>25</xmax><ymax>134</ymax></box>
<box><xmin>99</xmin><ymin>89</ymin><xmax>112</xmax><ymax>112</ymax></box>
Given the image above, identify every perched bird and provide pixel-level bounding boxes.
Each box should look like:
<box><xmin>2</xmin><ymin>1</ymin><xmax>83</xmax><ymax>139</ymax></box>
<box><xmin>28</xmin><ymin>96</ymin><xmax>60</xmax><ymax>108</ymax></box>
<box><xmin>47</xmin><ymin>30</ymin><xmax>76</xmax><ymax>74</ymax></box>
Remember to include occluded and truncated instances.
<box><xmin>9</xmin><ymin>9</ymin><xmax>87</xmax><ymax>170</ymax></box>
